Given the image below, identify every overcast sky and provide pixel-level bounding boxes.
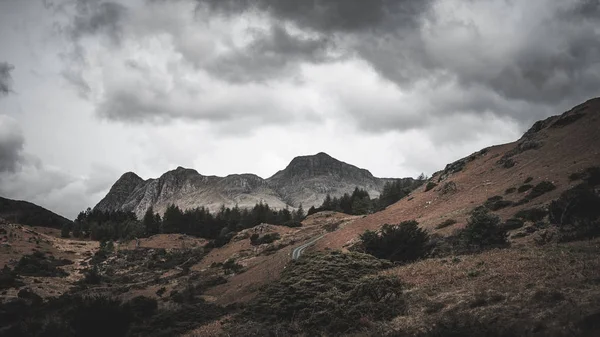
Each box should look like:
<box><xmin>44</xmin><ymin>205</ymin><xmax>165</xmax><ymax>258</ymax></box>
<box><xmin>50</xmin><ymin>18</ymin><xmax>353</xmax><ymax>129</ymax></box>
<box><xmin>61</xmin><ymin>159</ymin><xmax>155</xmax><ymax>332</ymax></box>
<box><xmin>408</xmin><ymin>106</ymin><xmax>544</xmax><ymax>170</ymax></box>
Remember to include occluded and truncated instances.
<box><xmin>0</xmin><ymin>0</ymin><xmax>598</xmax><ymax>219</ymax></box>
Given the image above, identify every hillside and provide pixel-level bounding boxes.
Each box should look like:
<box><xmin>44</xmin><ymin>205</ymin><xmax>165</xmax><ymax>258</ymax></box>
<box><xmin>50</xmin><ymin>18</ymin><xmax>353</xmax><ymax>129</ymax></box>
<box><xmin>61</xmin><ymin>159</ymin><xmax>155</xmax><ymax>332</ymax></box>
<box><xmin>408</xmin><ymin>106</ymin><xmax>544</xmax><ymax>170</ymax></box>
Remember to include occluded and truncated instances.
<box><xmin>0</xmin><ymin>197</ymin><xmax>72</xmax><ymax>229</ymax></box>
<box><xmin>95</xmin><ymin>153</ymin><xmax>414</xmax><ymax>218</ymax></box>
<box><xmin>316</xmin><ymin>97</ymin><xmax>600</xmax><ymax>251</ymax></box>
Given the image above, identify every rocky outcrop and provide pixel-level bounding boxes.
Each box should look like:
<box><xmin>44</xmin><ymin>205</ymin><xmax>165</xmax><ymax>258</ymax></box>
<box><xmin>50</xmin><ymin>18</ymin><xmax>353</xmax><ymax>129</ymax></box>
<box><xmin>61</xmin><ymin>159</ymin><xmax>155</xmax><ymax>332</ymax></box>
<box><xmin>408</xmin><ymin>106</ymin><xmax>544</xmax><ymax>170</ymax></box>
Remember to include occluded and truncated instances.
<box><xmin>95</xmin><ymin>153</ymin><xmax>415</xmax><ymax>218</ymax></box>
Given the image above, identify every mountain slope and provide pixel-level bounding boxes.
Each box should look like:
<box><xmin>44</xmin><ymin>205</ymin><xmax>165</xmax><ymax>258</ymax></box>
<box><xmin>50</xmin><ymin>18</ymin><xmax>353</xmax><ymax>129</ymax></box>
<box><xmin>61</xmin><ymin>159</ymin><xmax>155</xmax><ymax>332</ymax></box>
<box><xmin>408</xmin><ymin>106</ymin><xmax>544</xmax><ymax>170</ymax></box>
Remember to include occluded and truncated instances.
<box><xmin>95</xmin><ymin>153</ymin><xmax>412</xmax><ymax>218</ymax></box>
<box><xmin>316</xmin><ymin>97</ymin><xmax>600</xmax><ymax>250</ymax></box>
<box><xmin>0</xmin><ymin>196</ymin><xmax>73</xmax><ymax>228</ymax></box>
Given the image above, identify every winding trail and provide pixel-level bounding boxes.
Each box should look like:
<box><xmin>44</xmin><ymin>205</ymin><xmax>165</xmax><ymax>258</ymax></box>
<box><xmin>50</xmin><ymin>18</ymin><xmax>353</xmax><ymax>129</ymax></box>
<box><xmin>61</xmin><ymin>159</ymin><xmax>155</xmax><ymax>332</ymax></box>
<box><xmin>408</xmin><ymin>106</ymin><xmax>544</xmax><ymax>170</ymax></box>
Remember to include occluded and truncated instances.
<box><xmin>291</xmin><ymin>235</ymin><xmax>324</xmax><ymax>260</ymax></box>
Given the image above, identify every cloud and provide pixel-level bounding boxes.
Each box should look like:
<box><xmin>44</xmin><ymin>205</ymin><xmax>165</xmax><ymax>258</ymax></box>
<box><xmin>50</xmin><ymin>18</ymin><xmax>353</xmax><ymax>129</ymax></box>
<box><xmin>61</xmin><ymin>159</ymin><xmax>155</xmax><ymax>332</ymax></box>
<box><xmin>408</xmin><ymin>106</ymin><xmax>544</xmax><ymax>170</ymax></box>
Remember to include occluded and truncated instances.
<box><xmin>0</xmin><ymin>115</ymin><xmax>115</xmax><ymax>218</ymax></box>
<box><xmin>199</xmin><ymin>0</ymin><xmax>432</xmax><ymax>33</ymax></box>
<box><xmin>50</xmin><ymin>0</ymin><xmax>600</xmax><ymax>140</ymax></box>
<box><xmin>204</xmin><ymin>24</ymin><xmax>335</xmax><ymax>83</ymax></box>
<box><xmin>0</xmin><ymin>115</ymin><xmax>25</xmax><ymax>172</ymax></box>
<box><xmin>69</xmin><ymin>0</ymin><xmax>128</xmax><ymax>44</ymax></box>
<box><xmin>0</xmin><ymin>62</ymin><xmax>15</xmax><ymax>96</ymax></box>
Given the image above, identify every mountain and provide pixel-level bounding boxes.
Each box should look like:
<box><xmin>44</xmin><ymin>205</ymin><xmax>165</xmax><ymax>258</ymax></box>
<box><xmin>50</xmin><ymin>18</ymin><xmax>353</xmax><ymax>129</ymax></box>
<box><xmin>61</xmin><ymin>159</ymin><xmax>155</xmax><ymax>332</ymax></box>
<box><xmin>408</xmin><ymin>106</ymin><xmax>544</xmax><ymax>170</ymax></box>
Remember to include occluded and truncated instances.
<box><xmin>94</xmin><ymin>153</ymin><xmax>414</xmax><ymax>218</ymax></box>
<box><xmin>0</xmin><ymin>196</ymin><xmax>73</xmax><ymax>229</ymax></box>
<box><xmin>266</xmin><ymin>152</ymin><xmax>407</xmax><ymax>207</ymax></box>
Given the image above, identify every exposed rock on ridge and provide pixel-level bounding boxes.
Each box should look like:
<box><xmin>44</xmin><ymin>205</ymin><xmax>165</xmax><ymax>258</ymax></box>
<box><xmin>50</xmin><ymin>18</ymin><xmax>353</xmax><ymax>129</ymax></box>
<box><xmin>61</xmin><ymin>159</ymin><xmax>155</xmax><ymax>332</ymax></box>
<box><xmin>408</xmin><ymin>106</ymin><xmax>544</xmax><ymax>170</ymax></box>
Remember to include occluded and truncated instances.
<box><xmin>95</xmin><ymin>153</ymin><xmax>414</xmax><ymax>218</ymax></box>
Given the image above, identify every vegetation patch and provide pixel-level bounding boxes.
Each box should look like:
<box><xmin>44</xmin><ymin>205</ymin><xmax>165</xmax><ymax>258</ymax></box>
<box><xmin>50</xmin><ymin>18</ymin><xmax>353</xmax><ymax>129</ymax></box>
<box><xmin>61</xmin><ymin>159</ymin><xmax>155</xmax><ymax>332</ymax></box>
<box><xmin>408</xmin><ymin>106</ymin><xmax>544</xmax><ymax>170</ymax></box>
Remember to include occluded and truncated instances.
<box><xmin>250</xmin><ymin>232</ymin><xmax>280</xmax><ymax>246</ymax></box>
<box><xmin>425</xmin><ymin>182</ymin><xmax>438</xmax><ymax>192</ymax></box>
<box><xmin>226</xmin><ymin>252</ymin><xmax>402</xmax><ymax>335</ymax></box>
<box><xmin>505</xmin><ymin>187</ymin><xmax>516</xmax><ymax>194</ymax></box>
<box><xmin>359</xmin><ymin>221</ymin><xmax>430</xmax><ymax>263</ymax></box>
<box><xmin>524</xmin><ymin>176</ymin><xmax>534</xmax><ymax>184</ymax></box>
<box><xmin>549</xmin><ymin>183</ymin><xmax>600</xmax><ymax>242</ymax></box>
<box><xmin>518</xmin><ymin>184</ymin><xmax>534</xmax><ymax>193</ymax></box>
<box><xmin>501</xmin><ymin>218</ymin><xmax>525</xmax><ymax>231</ymax></box>
<box><xmin>0</xmin><ymin>293</ymin><xmax>226</xmax><ymax>337</ymax></box>
<box><xmin>484</xmin><ymin>196</ymin><xmax>514</xmax><ymax>211</ymax></box>
<box><xmin>458</xmin><ymin>207</ymin><xmax>509</xmax><ymax>252</ymax></box>
<box><xmin>13</xmin><ymin>251</ymin><xmax>72</xmax><ymax>277</ymax></box>
<box><xmin>515</xmin><ymin>208</ymin><xmax>548</xmax><ymax>222</ymax></box>
<box><xmin>528</xmin><ymin>181</ymin><xmax>557</xmax><ymax>199</ymax></box>
<box><xmin>0</xmin><ymin>266</ymin><xmax>24</xmax><ymax>290</ymax></box>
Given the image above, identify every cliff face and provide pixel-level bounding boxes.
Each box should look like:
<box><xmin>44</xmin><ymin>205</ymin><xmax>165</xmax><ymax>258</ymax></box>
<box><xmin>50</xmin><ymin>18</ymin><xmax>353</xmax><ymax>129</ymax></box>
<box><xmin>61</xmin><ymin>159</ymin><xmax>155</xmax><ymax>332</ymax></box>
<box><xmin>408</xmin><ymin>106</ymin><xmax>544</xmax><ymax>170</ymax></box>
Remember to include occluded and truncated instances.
<box><xmin>94</xmin><ymin>153</ymin><xmax>414</xmax><ymax>218</ymax></box>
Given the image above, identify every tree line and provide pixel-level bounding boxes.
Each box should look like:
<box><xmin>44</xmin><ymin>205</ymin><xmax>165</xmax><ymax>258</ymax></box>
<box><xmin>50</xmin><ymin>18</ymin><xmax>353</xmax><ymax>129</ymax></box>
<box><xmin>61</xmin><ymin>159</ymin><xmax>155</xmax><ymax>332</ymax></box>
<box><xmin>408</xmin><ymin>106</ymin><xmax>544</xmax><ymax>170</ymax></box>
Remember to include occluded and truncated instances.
<box><xmin>307</xmin><ymin>179</ymin><xmax>418</xmax><ymax>216</ymax></box>
<box><xmin>65</xmin><ymin>202</ymin><xmax>305</xmax><ymax>244</ymax></box>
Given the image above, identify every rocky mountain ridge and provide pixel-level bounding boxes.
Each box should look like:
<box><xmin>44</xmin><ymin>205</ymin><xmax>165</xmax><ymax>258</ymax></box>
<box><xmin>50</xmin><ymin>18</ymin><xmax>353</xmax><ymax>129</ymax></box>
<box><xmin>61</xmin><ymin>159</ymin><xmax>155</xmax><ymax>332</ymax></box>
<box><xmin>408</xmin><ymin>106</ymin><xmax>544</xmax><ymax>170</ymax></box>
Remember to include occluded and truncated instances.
<box><xmin>94</xmin><ymin>152</ymin><xmax>415</xmax><ymax>218</ymax></box>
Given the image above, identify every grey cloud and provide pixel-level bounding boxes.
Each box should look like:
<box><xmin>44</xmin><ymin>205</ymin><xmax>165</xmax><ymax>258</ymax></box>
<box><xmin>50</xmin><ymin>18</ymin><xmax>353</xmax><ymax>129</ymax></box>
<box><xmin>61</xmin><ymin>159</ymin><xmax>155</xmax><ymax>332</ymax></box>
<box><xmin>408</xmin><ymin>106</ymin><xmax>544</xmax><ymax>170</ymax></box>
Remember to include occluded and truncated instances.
<box><xmin>70</xmin><ymin>0</ymin><xmax>128</xmax><ymax>44</ymax></box>
<box><xmin>0</xmin><ymin>115</ymin><xmax>25</xmax><ymax>173</ymax></box>
<box><xmin>0</xmin><ymin>62</ymin><xmax>15</xmax><ymax>96</ymax></box>
<box><xmin>200</xmin><ymin>0</ymin><xmax>432</xmax><ymax>33</ymax></box>
<box><xmin>206</xmin><ymin>24</ymin><xmax>334</xmax><ymax>83</ymax></box>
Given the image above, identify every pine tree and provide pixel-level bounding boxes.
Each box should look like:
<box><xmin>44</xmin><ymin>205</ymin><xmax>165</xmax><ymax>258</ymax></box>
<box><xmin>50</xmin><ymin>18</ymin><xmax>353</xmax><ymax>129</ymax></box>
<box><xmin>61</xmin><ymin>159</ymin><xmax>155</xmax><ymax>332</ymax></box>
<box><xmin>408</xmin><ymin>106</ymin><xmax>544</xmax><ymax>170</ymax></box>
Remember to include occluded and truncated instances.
<box><xmin>295</xmin><ymin>204</ymin><xmax>305</xmax><ymax>221</ymax></box>
<box><xmin>143</xmin><ymin>206</ymin><xmax>160</xmax><ymax>236</ymax></box>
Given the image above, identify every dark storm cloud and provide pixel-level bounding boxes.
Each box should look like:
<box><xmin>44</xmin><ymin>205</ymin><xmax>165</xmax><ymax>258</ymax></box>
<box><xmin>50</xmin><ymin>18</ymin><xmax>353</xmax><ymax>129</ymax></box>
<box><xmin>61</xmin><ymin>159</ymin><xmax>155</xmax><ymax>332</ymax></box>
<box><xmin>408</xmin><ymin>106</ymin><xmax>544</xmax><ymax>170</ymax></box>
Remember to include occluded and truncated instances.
<box><xmin>199</xmin><ymin>0</ymin><xmax>432</xmax><ymax>33</ymax></box>
<box><xmin>205</xmin><ymin>24</ymin><xmax>334</xmax><ymax>83</ymax></box>
<box><xmin>0</xmin><ymin>62</ymin><xmax>15</xmax><ymax>96</ymax></box>
<box><xmin>69</xmin><ymin>0</ymin><xmax>128</xmax><ymax>44</ymax></box>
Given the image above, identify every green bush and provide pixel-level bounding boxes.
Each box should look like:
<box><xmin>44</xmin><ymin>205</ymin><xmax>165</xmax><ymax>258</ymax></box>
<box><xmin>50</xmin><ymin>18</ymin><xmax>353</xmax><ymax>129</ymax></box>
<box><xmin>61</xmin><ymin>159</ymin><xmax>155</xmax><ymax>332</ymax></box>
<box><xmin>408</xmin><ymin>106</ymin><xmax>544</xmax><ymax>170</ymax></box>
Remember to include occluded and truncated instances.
<box><xmin>360</xmin><ymin>221</ymin><xmax>430</xmax><ymax>263</ymax></box>
<box><xmin>518</xmin><ymin>184</ymin><xmax>533</xmax><ymax>193</ymax></box>
<box><xmin>0</xmin><ymin>266</ymin><xmax>24</xmax><ymax>290</ymax></box>
<box><xmin>13</xmin><ymin>251</ymin><xmax>72</xmax><ymax>277</ymax></box>
<box><xmin>549</xmin><ymin>183</ymin><xmax>600</xmax><ymax>241</ymax></box>
<box><xmin>514</xmin><ymin>208</ymin><xmax>547</xmax><ymax>222</ymax></box>
<box><xmin>484</xmin><ymin>196</ymin><xmax>513</xmax><ymax>211</ymax></box>
<box><xmin>425</xmin><ymin>182</ymin><xmax>438</xmax><ymax>192</ymax></box>
<box><xmin>459</xmin><ymin>207</ymin><xmax>509</xmax><ymax>251</ymax></box>
<box><xmin>505</xmin><ymin>187</ymin><xmax>517</xmax><ymax>194</ymax></box>
<box><xmin>527</xmin><ymin>181</ymin><xmax>556</xmax><ymax>199</ymax></box>
<box><xmin>250</xmin><ymin>232</ymin><xmax>280</xmax><ymax>246</ymax></box>
<box><xmin>524</xmin><ymin>177</ymin><xmax>534</xmax><ymax>184</ymax></box>
<box><xmin>228</xmin><ymin>252</ymin><xmax>400</xmax><ymax>335</ymax></box>
<box><xmin>500</xmin><ymin>218</ymin><xmax>524</xmax><ymax>231</ymax></box>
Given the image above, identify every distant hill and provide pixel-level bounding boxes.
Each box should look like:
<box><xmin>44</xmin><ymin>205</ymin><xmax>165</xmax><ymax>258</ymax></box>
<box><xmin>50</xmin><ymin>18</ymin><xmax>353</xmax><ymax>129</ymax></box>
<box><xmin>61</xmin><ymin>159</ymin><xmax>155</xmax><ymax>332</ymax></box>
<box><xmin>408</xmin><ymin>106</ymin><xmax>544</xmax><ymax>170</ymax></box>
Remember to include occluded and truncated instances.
<box><xmin>0</xmin><ymin>196</ymin><xmax>73</xmax><ymax>229</ymax></box>
<box><xmin>95</xmin><ymin>152</ymin><xmax>416</xmax><ymax>218</ymax></box>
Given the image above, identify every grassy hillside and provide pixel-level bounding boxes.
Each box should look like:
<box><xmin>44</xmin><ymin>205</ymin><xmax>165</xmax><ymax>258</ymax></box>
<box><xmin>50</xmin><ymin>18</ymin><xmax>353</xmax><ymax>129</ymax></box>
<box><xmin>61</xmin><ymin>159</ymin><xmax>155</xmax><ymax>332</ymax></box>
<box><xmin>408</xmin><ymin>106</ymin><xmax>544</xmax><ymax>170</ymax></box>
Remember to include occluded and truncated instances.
<box><xmin>0</xmin><ymin>197</ymin><xmax>72</xmax><ymax>229</ymax></box>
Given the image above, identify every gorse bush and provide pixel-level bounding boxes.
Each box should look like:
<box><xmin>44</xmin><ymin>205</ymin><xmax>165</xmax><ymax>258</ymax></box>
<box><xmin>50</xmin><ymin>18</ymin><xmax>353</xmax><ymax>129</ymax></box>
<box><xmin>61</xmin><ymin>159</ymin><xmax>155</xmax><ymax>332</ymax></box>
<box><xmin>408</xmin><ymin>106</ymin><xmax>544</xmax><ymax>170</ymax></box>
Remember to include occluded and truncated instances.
<box><xmin>549</xmin><ymin>183</ymin><xmax>600</xmax><ymax>241</ymax></box>
<box><xmin>227</xmin><ymin>252</ymin><xmax>401</xmax><ymax>335</ymax></box>
<box><xmin>425</xmin><ymin>182</ymin><xmax>438</xmax><ymax>192</ymax></box>
<box><xmin>459</xmin><ymin>207</ymin><xmax>508</xmax><ymax>251</ymax></box>
<box><xmin>360</xmin><ymin>221</ymin><xmax>430</xmax><ymax>263</ymax></box>
<box><xmin>250</xmin><ymin>232</ymin><xmax>280</xmax><ymax>246</ymax></box>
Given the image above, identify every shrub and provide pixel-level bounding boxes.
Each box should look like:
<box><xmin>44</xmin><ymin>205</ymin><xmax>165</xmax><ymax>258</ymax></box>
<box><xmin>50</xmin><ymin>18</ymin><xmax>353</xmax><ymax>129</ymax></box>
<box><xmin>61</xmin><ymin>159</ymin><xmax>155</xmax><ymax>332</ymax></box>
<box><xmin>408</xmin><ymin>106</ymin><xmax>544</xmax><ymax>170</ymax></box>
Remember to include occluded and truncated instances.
<box><xmin>250</xmin><ymin>233</ymin><xmax>280</xmax><ymax>246</ymax></box>
<box><xmin>436</xmin><ymin>219</ymin><xmax>457</xmax><ymax>229</ymax></box>
<box><xmin>0</xmin><ymin>266</ymin><xmax>24</xmax><ymax>290</ymax></box>
<box><xmin>222</xmin><ymin>259</ymin><xmax>244</xmax><ymax>275</ymax></box>
<box><xmin>515</xmin><ymin>208</ymin><xmax>547</xmax><ymax>222</ymax></box>
<box><xmin>459</xmin><ymin>207</ymin><xmax>508</xmax><ymax>251</ymax></box>
<box><xmin>518</xmin><ymin>184</ymin><xmax>533</xmax><ymax>193</ymax></box>
<box><xmin>524</xmin><ymin>177</ymin><xmax>534</xmax><ymax>184</ymax></box>
<box><xmin>527</xmin><ymin>181</ymin><xmax>557</xmax><ymax>200</ymax></box>
<box><xmin>549</xmin><ymin>183</ymin><xmax>600</xmax><ymax>241</ymax></box>
<box><xmin>13</xmin><ymin>251</ymin><xmax>71</xmax><ymax>277</ymax></box>
<box><xmin>229</xmin><ymin>252</ymin><xmax>400</xmax><ymax>335</ymax></box>
<box><xmin>360</xmin><ymin>221</ymin><xmax>430</xmax><ymax>263</ymax></box>
<box><xmin>484</xmin><ymin>196</ymin><xmax>513</xmax><ymax>211</ymax></box>
<box><xmin>505</xmin><ymin>187</ymin><xmax>516</xmax><ymax>194</ymax></box>
<box><xmin>425</xmin><ymin>182</ymin><xmax>437</xmax><ymax>192</ymax></box>
<box><xmin>501</xmin><ymin>218</ymin><xmax>525</xmax><ymax>231</ymax></box>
